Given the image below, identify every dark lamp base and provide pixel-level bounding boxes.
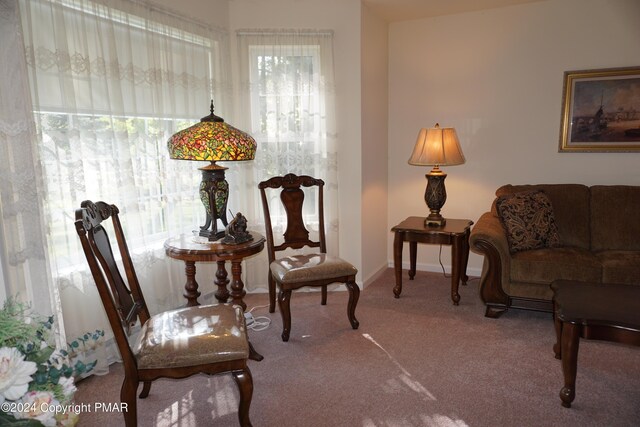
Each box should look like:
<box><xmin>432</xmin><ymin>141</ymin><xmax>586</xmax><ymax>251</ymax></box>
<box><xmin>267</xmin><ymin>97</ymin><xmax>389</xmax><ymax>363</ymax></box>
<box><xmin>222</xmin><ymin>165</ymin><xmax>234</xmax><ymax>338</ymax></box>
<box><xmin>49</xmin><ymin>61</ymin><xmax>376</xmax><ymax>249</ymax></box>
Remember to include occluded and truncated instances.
<box><xmin>423</xmin><ymin>168</ymin><xmax>448</xmax><ymax>227</ymax></box>
<box><xmin>198</xmin><ymin>161</ymin><xmax>230</xmax><ymax>242</ymax></box>
<box><xmin>199</xmin><ymin>229</ymin><xmax>226</xmax><ymax>241</ymax></box>
<box><xmin>425</xmin><ymin>214</ymin><xmax>446</xmax><ymax>227</ymax></box>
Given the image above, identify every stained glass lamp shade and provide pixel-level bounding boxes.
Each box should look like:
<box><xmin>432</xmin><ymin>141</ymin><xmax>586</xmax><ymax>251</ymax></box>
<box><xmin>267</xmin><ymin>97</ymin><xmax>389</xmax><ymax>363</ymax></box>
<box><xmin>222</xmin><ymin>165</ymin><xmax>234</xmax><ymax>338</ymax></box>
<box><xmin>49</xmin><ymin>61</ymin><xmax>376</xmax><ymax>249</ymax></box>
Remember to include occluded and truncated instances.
<box><xmin>168</xmin><ymin>102</ymin><xmax>257</xmax><ymax>241</ymax></box>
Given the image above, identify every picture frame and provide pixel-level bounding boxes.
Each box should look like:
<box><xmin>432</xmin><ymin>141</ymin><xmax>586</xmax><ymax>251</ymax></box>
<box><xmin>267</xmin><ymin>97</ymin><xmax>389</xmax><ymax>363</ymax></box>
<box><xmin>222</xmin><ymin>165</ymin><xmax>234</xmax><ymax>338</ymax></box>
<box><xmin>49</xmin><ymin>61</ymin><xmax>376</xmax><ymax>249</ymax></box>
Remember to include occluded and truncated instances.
<box><xmin>559</xmin><ymin>66</ymin><xmax>640</xmax><ymax>152</ymax></box>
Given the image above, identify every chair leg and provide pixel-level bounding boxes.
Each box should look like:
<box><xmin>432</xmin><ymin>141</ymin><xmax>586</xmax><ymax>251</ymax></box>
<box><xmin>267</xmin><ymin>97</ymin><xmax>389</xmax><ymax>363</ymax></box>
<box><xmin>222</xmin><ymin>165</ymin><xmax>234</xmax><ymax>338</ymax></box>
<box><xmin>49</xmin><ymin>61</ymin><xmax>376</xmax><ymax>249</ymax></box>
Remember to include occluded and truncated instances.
<box><xmin>232</xmin><ymin>367</ymin><xmax>254</xmax><ymax>427</ymax></box>
<box><xmin>346</xmin><ymin>281</ymin><xmax>360</xmax><ymax>330</ymax></box>
<box><xmin>268</xmin><ymin>273</ymin><xmax>276</xmax><ymax>313</ymax></box>
<box><xmin>248</xmin><ymin>341</ymin><xmax>264</xmax><ymax>362</ymax></box>
<box><xmin>321</xmin><ymin>285</ymin><xmax>327</xmax><ymax>305</ymax></box>
<box><xmin>120</xmin><ymin>377</ymin><xmax>138</xmax><ymax>427</ymax></box>
<box><xmin>139</xmin><ymin>381</ymin><xmax>152</xmax><ymax>398</ymax></box>
<box><xmin>278</xmin><ymin>289</ymin><xmax>293</xmax><ymax>342</ymax></box>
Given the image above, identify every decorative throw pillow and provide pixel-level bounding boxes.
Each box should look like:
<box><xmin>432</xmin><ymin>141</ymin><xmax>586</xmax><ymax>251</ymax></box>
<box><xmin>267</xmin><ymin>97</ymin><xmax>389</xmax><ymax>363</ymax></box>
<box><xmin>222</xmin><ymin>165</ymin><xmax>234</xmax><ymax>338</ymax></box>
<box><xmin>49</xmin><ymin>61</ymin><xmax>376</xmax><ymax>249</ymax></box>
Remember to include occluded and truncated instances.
<box><xmin>496</xmin><ymin>190</ymin><xmax>562</xmax><ymax>253</ymax></box>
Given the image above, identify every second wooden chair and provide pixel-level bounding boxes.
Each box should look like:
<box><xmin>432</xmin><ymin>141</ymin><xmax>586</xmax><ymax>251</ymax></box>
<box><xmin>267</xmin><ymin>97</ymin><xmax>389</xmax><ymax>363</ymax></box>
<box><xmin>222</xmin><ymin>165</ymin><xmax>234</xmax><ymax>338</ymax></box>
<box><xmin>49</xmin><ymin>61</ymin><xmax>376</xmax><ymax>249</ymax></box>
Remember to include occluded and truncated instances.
<box><xmin>258</xmin><ymin>173</ymin><xmax>360</xmax><ymax>341</ymax></box>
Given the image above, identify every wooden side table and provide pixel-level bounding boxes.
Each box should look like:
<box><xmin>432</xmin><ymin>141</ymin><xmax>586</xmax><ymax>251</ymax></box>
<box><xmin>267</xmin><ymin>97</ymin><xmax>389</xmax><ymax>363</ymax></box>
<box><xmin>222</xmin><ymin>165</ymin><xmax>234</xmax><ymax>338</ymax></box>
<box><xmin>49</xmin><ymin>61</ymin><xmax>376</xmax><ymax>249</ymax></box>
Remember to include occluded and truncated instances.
<box><xmin>391</xmin><ymin>217</ymin><xmax>473</xmax><ymax>305</ymax></box>
<box><xmin>164</xmin><ymin>233</ymin><xmax>265</xmax><ymax>310</ymax></box>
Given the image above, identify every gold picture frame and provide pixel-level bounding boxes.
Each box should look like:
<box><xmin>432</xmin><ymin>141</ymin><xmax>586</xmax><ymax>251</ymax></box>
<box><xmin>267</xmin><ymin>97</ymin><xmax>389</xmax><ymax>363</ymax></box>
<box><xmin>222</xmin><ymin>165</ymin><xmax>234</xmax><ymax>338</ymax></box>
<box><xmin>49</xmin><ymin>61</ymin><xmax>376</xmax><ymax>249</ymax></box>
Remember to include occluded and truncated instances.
<box><xmin>559</xmin><ymin>66</ymin><xmax>640</xmax><ymax>152</ymax></box>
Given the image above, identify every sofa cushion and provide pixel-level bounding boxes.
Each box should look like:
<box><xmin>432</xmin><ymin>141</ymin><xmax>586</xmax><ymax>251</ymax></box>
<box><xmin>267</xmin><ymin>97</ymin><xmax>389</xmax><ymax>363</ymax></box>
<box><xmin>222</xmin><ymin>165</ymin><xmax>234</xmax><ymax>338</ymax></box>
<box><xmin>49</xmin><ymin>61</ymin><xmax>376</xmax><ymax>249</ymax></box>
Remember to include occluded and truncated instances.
<box><xmin>596</xmin><ymin>250</ymin><xmax>640</xmax><ymax>285</ymax></box>
<box><xmin>495</xmin><ymin>184</ymin><xmax>591</xmax><ymax>249</ymax></box>
<box><xmin>510</xmin><ymin>247</ymin><xmax>602</xmax><ymax>286</ymax></box>
<box><xmin>496</xmin><ymin>190</ymin><xmax>562</xmax><ymax>253</ymax></box>
<box><xmin>590</xmin><ymin>185</ymin><xmax>640</xmax><ymax>251</ymax></box>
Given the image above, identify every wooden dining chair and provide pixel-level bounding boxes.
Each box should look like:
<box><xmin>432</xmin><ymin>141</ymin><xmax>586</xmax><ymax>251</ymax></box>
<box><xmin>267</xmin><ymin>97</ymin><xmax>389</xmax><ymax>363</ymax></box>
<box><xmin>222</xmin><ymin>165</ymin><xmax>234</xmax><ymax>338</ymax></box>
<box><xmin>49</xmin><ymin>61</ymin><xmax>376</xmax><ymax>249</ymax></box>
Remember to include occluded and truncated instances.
<box><xmin>258</xmin><ymin>174</ymin><xmax>360</xmax><ymax>341</ymax></box>
<box><xmin>74</xmin><ymin>200</ymin><xmax>254</xmax><ymax>427</ymax></box>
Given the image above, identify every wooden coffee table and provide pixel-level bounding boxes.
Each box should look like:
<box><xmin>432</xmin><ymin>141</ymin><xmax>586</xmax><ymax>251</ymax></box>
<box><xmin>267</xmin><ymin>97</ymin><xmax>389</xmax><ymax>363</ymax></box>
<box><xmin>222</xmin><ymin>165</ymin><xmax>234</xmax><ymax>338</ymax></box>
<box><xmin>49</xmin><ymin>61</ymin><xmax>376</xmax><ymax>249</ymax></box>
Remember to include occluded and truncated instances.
<box><xmin>551</xmin><ymin>280</ymin><xmax>640</xmax><ymax>408</ymax></box>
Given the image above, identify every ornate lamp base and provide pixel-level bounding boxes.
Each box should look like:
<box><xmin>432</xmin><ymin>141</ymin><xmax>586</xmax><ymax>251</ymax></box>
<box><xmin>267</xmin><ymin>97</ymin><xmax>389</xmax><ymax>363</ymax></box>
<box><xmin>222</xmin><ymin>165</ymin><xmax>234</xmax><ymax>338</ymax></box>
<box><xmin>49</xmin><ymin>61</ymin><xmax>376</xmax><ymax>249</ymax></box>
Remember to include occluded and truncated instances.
<box><xmin>424</xmin><ymin>167</ymin><xmax>447</xmax><ymax>227</ymax></box>
<box><xmin>425</xmin><ymin>212</ymin><xmax>446</xmax><ymax>227</ymax></box>
<box><xmin>199</xmin><ymin>161</ymin><xmax>229</xmax><ymax>241</ymax></box>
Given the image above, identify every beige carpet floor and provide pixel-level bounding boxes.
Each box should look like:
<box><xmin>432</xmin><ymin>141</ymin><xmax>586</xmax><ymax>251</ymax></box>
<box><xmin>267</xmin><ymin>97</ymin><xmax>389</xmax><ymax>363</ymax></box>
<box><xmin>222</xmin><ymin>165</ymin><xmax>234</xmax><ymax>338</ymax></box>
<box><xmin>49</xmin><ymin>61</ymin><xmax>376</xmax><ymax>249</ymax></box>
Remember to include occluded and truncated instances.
<box><xmin>75</xmin><ymin>268</ymin><xmax>640</xmax><ymax>426</ymax></box>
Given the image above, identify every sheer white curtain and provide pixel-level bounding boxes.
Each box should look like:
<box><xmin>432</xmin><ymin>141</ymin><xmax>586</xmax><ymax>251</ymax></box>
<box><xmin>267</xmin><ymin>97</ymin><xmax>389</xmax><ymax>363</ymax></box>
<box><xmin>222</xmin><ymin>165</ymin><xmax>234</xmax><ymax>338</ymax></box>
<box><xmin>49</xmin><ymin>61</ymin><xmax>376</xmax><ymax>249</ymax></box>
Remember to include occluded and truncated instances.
<box><xmin>14</xmin><ymin>0</ymin><xmax>230</xmax><ymax>365</ymax></box>
<box><xmin>0</xmin><ymin>0</ymin><xmax>58</xmax><ymax>324</ymax></box>
<box><xmin>233</xmin><ymin>30</ymin><xmax>339</xmax><ymax>291</ymax></box>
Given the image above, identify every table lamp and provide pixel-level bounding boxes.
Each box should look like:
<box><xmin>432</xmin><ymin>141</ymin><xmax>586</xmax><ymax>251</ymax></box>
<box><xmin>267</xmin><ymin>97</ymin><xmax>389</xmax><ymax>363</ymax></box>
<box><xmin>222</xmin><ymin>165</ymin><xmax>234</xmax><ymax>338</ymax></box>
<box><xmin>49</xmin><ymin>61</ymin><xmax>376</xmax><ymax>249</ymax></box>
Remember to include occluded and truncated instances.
<box><xmin>408</xmin><ymin>123</ymin><xmax>465</xmax><ymax>227</ymax></box>
<box><xmin>167</xmin><ymin>101</ymin><xmax>256</xmax><ymax>241</ymax></box>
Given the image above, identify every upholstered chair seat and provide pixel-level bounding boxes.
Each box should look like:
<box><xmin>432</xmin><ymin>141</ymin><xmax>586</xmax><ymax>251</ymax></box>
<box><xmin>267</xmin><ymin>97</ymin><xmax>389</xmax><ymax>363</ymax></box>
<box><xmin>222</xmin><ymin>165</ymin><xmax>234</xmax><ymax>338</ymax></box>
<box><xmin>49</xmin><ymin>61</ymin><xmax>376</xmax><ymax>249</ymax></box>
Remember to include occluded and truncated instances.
<box><xmin>134</xmin><ymin>304</ymin><xmax>249</xmax><ymax>369</ymax></box>
<box><xmin>270</xmin><ymin>254</ymin><xmax>358</xmax><ymax>285</ymax></box>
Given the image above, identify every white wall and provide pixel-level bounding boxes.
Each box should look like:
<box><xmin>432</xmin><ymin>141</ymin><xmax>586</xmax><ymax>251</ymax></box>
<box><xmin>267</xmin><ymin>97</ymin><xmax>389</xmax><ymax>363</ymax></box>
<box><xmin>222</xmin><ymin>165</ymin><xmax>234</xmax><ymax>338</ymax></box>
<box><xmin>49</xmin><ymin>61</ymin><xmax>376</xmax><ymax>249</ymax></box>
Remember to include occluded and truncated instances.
<box><xmin>361</xmin><ymin>4</ymin><xmax>390</xmax><ymax>284</ymax></box>
<box><xmin>388</xmin><ymin>0</ymin><xmax>640</xmax><ymax>275</ymax></box>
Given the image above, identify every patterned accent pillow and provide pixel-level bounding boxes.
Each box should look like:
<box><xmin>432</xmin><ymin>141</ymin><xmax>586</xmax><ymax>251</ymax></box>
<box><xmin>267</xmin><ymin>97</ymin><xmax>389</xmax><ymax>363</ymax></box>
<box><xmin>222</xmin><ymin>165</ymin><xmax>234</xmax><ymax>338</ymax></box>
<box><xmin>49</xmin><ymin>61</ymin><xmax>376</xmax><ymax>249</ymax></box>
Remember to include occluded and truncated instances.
<box><xmin>496</xmin><ymin>190</ymin><xmax>562</xmax><ymax>253</ymax></box>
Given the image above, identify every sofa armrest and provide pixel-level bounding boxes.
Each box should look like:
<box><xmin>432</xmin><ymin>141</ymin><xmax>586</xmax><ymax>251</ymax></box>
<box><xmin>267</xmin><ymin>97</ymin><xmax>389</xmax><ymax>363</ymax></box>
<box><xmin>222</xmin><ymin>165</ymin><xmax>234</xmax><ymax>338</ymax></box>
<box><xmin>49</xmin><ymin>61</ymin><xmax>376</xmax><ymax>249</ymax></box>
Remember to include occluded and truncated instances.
<box><xmin>470</xmin><ymin>212</ymin><xmax>510</xmax><ymax>256</ymax></box>
<box><xmin>470</xmin><ymin>212</ymin><xmax>511</xmax><ymax>317</ymax></box>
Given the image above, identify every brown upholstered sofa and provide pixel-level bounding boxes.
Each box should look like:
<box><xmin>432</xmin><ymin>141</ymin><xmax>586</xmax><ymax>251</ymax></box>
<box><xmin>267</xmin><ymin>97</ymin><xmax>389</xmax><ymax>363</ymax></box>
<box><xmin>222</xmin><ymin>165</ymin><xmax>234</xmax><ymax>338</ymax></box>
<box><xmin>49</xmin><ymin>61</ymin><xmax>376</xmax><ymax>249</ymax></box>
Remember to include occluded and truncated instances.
<box><xmin>469</xmin><ymin>184</ymin><xmax>640</xmax><ymax>318</ymax></box>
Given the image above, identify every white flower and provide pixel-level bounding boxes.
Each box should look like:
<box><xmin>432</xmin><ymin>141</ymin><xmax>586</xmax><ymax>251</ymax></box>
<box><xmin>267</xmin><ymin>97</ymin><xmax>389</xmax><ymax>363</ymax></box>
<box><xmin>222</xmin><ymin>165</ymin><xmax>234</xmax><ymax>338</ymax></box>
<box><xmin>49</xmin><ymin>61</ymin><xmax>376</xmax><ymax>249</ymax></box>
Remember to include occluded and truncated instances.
<box><xmin>58</xmin><ymin>376</ymin><xmax>77</xmax><ymax>398</ymax></box>
<box><xmin>0</xmin><ymin>346</ymin><xmax>38</xmax><ymax>401</ymax></box>
<box><xmin>12</xmin><ymin>390</ymin><xmax>60</xmax><ymax>427</ymax></box>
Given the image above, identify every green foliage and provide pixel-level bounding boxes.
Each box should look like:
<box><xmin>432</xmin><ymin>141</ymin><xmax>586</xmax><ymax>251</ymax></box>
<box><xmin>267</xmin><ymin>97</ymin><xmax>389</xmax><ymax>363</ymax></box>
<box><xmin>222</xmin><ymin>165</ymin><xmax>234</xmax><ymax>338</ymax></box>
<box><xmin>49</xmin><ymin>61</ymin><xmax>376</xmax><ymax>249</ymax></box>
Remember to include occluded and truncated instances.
<box><xmin>0</xmin><ymin>299</ymin><xmax>49</xmax><ymax>351</ymax></box>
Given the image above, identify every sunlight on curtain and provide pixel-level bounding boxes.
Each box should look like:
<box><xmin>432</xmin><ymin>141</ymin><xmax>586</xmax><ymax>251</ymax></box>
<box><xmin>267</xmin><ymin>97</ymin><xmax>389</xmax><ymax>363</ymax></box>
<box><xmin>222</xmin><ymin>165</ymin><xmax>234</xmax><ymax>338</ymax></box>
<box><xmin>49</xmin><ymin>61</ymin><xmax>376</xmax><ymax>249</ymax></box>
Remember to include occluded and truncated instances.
<box><xmin>0</xmin><ymin>0</ymin><xmax>58</xmax><ymax>324</ymax></box>
<box><xmin>18</xmin><ymin>0</ymin><xmax>230</xmax><ymax>366</ymax></box>
<box><xmin>234</xmin><ymin>30</ymin><xmax>339</xmax><ymax>291</ymax></box>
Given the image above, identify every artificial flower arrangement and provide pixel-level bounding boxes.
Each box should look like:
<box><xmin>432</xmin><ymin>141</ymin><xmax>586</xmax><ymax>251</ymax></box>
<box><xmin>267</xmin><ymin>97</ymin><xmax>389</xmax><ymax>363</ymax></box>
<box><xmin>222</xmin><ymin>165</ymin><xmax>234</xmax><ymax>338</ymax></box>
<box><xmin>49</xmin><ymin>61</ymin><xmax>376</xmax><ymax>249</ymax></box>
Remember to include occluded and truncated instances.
<box><xmin>0</xmin><ymin>298</ymin><xmax>103</xmax><ymax>426</ymax></box>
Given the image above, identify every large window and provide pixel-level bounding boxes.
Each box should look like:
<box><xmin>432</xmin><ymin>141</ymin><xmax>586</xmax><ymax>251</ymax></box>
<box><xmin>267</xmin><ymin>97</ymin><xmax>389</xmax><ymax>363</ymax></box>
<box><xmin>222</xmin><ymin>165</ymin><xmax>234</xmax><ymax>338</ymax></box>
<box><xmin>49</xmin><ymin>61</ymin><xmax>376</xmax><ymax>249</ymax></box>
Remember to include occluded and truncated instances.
<box><xmin>21</xmin><ymin>0</ymin><xmax>223</xmax><ymax>274</ymax></box>
<box><xmin>249</xmin><ymin>46</ymin><xmax>322</xmax><ymax>174</ymax></box>
<box><xmin>19</xmin><ymin>0</ymin><xmax>228</xmax><ymax>343</ymax></box>
<box><xmin>236</xmin><ymin>31</ymin><xmax>338</xmax><ymax>247</ymax></box>
<box><xmin>38</xmin><ymin>113</ymin><xmax>195</xmax><ymax>271</ymax></box>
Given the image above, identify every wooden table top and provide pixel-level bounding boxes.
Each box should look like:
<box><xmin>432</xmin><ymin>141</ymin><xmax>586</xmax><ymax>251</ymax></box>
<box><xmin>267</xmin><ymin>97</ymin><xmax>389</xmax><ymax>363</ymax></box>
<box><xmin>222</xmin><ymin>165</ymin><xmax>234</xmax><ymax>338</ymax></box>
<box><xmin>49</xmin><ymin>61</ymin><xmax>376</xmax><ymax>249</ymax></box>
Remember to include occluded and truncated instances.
<box><xmin>551</xmin><ymin>280</ymin><xmax>640</xmax><ymax>330</ymax></box>
<box><xmin>164</xmin><ymin>232</ymin><xmax>265</xmax><ymax>262</ymax></box>
<box><xmin>391</xmin><ymin>217</ymin><xmax>473</xmax><ymax>235</ymax></box>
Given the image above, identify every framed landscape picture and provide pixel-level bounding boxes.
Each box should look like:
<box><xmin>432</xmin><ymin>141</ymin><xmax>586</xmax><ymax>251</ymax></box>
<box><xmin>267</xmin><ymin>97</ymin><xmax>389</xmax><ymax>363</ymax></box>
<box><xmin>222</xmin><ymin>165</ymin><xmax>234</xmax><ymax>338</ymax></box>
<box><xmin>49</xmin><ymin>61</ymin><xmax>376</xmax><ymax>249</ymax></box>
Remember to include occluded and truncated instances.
<box><xmin>559</xmin><ymin>66</ymin><xmax>640</xmax><ymax>152</ymax></box>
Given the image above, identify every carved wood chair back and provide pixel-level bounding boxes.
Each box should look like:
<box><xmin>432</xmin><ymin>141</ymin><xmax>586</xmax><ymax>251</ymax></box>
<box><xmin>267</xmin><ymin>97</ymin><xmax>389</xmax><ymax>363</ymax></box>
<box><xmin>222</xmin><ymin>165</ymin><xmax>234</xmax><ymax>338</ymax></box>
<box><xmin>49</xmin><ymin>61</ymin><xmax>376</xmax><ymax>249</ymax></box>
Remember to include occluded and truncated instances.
<box><xmin>259</xmin><ymin>174</ymin><xmax>326</xmax><ymax>256</ymax></box>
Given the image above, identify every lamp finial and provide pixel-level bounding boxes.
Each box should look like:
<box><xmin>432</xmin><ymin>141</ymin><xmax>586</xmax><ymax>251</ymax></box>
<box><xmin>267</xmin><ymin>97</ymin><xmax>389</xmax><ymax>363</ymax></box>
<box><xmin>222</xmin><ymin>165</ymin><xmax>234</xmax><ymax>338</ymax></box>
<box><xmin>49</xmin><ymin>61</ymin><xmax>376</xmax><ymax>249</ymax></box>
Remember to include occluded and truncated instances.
<box><xmin>201</xmin><ymin>100</ymin><xmax>224</xmax><ymax>123</ymax></box>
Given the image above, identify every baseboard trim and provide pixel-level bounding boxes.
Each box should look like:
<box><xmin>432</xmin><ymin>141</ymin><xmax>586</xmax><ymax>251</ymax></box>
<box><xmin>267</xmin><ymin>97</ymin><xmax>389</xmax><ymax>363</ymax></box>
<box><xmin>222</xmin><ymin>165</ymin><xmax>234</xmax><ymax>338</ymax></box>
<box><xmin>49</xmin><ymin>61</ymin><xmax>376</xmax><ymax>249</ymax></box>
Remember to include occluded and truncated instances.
<box><xmin>386</xmin><ymin>261</ymin><xmax>482</xmax><ymax>278</ymax></box>
<box><xmin>363</xmin><ymin>263</ymin><xmax>389</xmax><ymax>288</ymax></box>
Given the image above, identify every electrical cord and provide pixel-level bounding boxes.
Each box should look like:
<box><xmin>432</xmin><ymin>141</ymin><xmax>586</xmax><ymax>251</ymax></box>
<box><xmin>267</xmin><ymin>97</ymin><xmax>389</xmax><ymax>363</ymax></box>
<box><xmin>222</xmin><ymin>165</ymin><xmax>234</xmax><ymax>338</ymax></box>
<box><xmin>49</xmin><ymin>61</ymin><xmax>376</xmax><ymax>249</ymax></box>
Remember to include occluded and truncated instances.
<box><xmin>245</xmin><ymin>304</ymin><xmax>271</xmax><ymax>332</ymax></box>
<box><xmin>438</xmin><ymin>244</ymin><xmax>479</xmax><ymax>284</ymax></box>
<box><xmin>438</xmin><ymin>244</ymin><xmax>450</xmax><ymax>278</ymax></box>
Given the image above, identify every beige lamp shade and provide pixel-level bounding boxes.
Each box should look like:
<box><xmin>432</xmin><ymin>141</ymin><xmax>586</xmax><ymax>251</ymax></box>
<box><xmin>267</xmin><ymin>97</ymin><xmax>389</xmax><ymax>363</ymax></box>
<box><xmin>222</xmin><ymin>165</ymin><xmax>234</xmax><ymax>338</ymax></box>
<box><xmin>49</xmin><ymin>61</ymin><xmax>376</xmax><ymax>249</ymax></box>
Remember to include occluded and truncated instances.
<box><xmin>408</xmin><ymin>123</ymin><xmax>465</xmax><ymax>166</ymax></box>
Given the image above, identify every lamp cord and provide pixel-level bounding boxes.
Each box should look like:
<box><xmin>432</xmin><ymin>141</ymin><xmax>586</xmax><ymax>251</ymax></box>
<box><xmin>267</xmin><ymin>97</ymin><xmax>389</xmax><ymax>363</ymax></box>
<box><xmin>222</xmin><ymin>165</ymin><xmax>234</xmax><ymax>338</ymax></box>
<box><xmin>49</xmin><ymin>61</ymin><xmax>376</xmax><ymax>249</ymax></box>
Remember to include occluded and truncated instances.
<box><xmin>438</xmin><ymin>244</ymin><xmax>451</xmax><ymax>278</ymax></box>
<box><xmin>246</xmin><ymin>304</ymin><xmax>271</xmax><ymax>332</ymax></box>
<box><xmin>438</xmin><ymin>244</ymin><xmax>479</xmax><ymax>284</ymax></box>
